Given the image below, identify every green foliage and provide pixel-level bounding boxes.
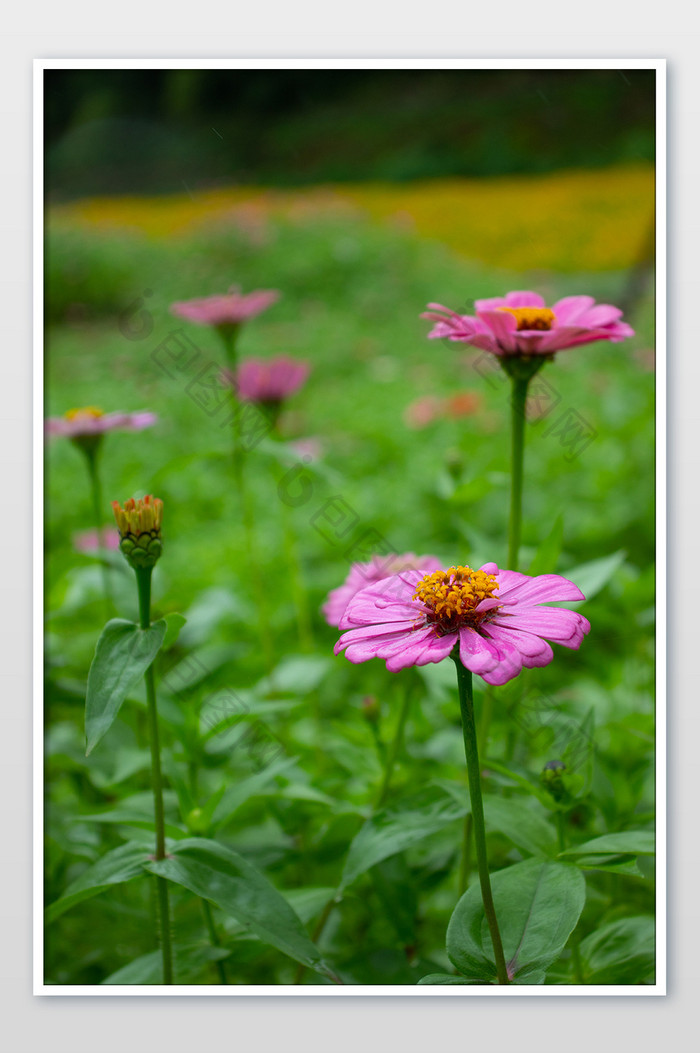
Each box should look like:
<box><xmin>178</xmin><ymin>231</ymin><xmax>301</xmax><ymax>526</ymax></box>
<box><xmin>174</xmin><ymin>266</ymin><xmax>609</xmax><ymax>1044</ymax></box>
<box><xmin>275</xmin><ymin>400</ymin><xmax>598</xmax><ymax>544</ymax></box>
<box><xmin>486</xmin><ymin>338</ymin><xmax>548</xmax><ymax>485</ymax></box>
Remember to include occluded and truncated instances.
<box><xmin>85</xmin><ymin>619</ymin><xmax>166</xmax><ymax>754</ymax></box>
<box><xmin>445</xmin><ymin>860</ymin><xmax>586</xmax><ymax>984</ymax></box>
<box><xmin>45</xmin><ymin>198</ymin><xmax>655</xmax><ymax>986</ymax></box>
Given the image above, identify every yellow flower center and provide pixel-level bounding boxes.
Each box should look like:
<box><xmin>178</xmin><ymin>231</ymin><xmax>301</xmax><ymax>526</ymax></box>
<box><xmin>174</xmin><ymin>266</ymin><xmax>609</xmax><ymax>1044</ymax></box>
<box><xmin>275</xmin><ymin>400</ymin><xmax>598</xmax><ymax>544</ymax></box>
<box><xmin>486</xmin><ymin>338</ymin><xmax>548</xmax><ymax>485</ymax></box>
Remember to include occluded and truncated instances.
<box><xmin>413</xmin><ymin>565</ymin><xmax>499</xmax><ymax>634</ymax></box>
<box><xmin>112</xmin><ymin>495</ymin><xmax>163</xmax><ymax>538</ymax></box>
<box><xmin>65</xmin><ymin>406</ymin><xmax>104</xmax><ymax>421</ymax></box>
<box><xmin>497</xmin><ymin>306</ymin><xmax>555</xmax><ymax>331</ymax></box>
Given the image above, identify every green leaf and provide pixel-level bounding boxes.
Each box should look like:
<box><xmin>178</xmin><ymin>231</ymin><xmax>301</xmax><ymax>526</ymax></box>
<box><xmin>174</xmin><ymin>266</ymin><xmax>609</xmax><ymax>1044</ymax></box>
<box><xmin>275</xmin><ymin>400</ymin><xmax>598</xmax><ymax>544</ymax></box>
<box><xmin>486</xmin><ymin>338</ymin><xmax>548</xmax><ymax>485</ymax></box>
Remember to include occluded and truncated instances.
<box><xmin>556</xmin><ymin>550</ymin><xmax>626</xmax><ymax>606</ymax></box>
<box><xmin>256</xmin><ymin>654</ymin><xmax>333</xmax><ymax>696</ymax></box>
<box><xmin>483</xmin><ymin>795</ymin><xmax>557</xmax><ymax>858</ymax></box>
<box><xmin>340</xmin><ymin>785</ymin><xmax>468</xmax><ymax>891</ymax></box>
<box><xmin>210</xmin><ymin>756</ymin><xmax>299</xmax><ymax>830</ymax></box>
<box><xmin>528</xmin><ymin>513</ymin><xmax>564</xmax><ymax>576</ymax></box>
<box><xmin>417</xmin><ymin>973</ymin><xmax>484</xmax><ymax>985</ymax></box>
<box><xmin>101</xmin><ymin>943</ymin><xmax>231</xmax><ymax>985</ymax></box>
<box><xmin>146</xmin><ymin>837</ymin><xmax>329</xmax><ymax>975</ymax></box>
<box><xmin>579</xmin><ymin>916</ymin><xmax>655</xmax><ymax>984</ymax></box>
<box><xmin>85</xmin><ymin>618</ymin><xmax>166</xmax><ymax>754</ymax></box>
<box><xmin>447</xmin><ymin>859</ymin><xmax>585</xmax><ymax>984</ymax></box>
<box><xmin>161</xmin><ymin>612</ymin><xmax>187</xmax><ymax>651</ymax></box>
<box><xmin>45</xmin><ymin>842</ymin><xmax>149</xmax><ymax>924</ymax></box>
<box><xmin>560</xmin><ymin>831</ymin><xmax>654</xmax><ymax>858</ymax></box>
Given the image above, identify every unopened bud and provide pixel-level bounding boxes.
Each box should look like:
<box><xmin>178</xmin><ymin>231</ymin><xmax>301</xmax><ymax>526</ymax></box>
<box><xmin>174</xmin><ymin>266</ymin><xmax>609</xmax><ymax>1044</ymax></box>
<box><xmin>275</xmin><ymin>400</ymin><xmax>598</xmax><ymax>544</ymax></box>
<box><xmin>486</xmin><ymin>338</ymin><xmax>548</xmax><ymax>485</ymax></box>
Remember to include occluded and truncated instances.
<box><xmin>112</xmin><ymin>494</ymin><xmax>163</xmax><ymax>569</ymax></box>
<box><xmin>361</xmin><ymin>695</ymin><xmax>380</xmax><ymax>723</ymax></box>
<box><xmin>540</xmin><ymin>759</ymin><xmax>568</xmax><ymax>802</ymax></box>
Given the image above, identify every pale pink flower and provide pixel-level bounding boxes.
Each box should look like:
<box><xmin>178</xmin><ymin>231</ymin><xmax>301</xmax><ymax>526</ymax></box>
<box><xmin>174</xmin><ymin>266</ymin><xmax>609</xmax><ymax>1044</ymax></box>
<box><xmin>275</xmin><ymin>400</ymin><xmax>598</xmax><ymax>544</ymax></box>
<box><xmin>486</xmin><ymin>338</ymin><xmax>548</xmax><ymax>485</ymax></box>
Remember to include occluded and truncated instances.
<box><xmin>334</xmin><ymin>562</ymin><xmax>590</xmax><ymax>685</ymax></box>
<box><xmin>46</xmin><ymin>408</ymin><xmax>157</xmax><ymax>439</ymax></box>
<box><xmin>170</xmin><ymin>286</ymin><xmax>280</xmax><ymax>327</ymax></box>
<box><xmin>404</xmin><ymin>391</ymin><xmax>481</xmax><ymax>429</ymax></box>
<box><xmin>422</xmin><ymin>291</ymin><xmax>633</xmax><ymax>356</ymax></box>
<box><xmin>323</xmin><ymin>553</ymin><xmax>443</xmax><ymax>629</ymax></box>
<box><xmin>74</xmin><ymin>528</ymin><xmax>120</xmax><ymax>553</ymax></box>
<box><xmin>225</xmin><ymin>356</ymin><xmax>310</xmax><ymax>404</ymax></box>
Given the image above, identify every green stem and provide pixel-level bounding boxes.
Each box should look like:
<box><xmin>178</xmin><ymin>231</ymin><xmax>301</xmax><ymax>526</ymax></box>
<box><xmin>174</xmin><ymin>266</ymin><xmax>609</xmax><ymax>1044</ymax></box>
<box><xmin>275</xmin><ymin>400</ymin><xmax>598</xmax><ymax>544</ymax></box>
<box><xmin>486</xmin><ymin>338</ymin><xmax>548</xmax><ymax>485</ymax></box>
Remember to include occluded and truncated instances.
<box><xmin>556</xmin><ymin>811</ymin><xmax>585</xmax><ymax>985</ymax></box>
<box><xmin>201</xmin><ymin>898</ymin><xmax>229</xmax><ymax>985</ymax></box>
<box><xmin>507</xmin><ymin>374</ymin><xmax>529</xmax><ymax>571</ymax></box>
<box><xmin>375</xmin><ymin>683</ymin><xmax>413</xmax><ymax>810</ymax></box>
<box><xmin>458</xmin><ymin>685</ymin><xmax>494</xmax><ymax>895</ymax></box>
<box><xmin>83</xmin><ymin>447</ymin><xmax>113</xmax><ymax>611</ymax></box>
<box><xmin>295</xmin><ymin>679</ymin><xmax>417</xmax><ymax>985</ymax></box>
<box><xmin>135</xmin><ymin>565</ymin><xmax>173</xmax><ymax>985</ymax></box>
<box><xmin>453</xmin><ymin>656</ymin><xmax>509</xmax><ymax>985</ymax></box>
<box><xmin>281</xmin><ymin>498</ymin><xmax>315</xmax><ymax>652</ymax></box>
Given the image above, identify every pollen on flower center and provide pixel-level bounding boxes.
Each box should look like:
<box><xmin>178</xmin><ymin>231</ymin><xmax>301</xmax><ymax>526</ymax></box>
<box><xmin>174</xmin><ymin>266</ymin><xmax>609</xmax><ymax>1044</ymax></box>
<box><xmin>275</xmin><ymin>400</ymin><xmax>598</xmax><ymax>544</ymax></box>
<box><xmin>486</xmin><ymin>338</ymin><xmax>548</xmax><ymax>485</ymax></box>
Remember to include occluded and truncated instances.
<box><xmin>65</xmin><ymin>406</ymin><xmax>104</xmax><ymax>421</ymax></box>
<box><xmin>497</xmin><ymin>306</ymin><xmax>555</xmax><ymax>331</ymax></box>
<box><xmin>412</xmin><ymin>565</ymin><xmax>499</xmax><ymax>633</ymax></box>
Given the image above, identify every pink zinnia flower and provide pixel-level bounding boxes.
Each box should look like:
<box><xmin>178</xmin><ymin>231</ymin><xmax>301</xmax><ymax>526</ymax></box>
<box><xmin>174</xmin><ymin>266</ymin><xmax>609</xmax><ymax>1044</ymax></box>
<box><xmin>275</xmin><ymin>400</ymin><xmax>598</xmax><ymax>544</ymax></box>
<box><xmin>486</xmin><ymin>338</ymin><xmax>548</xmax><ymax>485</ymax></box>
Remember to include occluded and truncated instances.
<box><xmin>323</xmin><ymin>552</ymin><xmax>443</xmax><ymax>628</ymax></box>
<box><xmin>74</xmin><ymin>528</ymin><xmax>120</xmax><ymax>553</ymax></box>
<box><xmin>170</xmin><ymin>286</ymin><xmax>280</xmax><ymax>327</ymax></box>
<box><xmin>225</xmin><ymin>356</ymin><xmax>310</xmax><ymax>404</ymax></box>
<box><xmin>334</xmin><ymin>562</ymin><xmax>590</xmax><ymax>685</ymax></box>
<box><xmin>422</xmin><ymin>291</ymin><xmax>634</xmax><ymax>356</ymax></box>
<box><xmin>46</xmin><ymin>407</ymin><xmax>157</xmax><ymax>438</ymax></box>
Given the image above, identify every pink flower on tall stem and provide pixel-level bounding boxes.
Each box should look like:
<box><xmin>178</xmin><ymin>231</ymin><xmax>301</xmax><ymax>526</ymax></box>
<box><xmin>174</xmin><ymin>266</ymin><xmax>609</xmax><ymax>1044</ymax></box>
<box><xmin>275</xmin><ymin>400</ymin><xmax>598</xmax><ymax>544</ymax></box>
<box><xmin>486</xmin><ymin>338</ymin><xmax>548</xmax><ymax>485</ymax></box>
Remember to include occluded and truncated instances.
<box><xmin>422</xmin><ymin>291</ymin><xmax>633</xmax><ymax>356</ymax></box>
<box><xmin>170</xmin><ymin>286</ymin><xmax>280</xmax><ymax>328</ymax></box>
<box><xmin>224</xmin><ymin>356</ymin><xmax>310</xmax><ymax>405</ymax></box>
<box><xmin>323</xmin><ymin>553</ymin><xmax>443</xmax><ymax>628</ymax></box>
<box><xmin>46</xmin><ymin>407</ymin><xmax>157</xmax><ymax>439</ymax></box>
<box><xmin>334</xmin><ymin>562</ymin><xmax>589</xmax><ymax>685</ymax></box>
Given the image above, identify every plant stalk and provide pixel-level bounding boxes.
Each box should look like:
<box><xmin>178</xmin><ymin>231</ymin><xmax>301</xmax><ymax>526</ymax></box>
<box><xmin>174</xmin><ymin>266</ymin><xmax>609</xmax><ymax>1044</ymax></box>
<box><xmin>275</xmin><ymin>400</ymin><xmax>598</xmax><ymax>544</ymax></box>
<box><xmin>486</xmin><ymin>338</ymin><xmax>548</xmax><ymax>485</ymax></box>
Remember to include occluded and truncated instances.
<box><xmin>453</xmin><ymin>656</ymin><xmax>509</xmax><ymax>985</ymax></box>
<box><xmin>135</xmin><ymin>565</ymin><xmax>173</xmax><ymax>984</ymax></box>
<box><xmin>507</xmin><ymin>374</ymin><xmax>529</xmax><ymax>571</ymax></box>
<box><xmin>83</xmin><ymin>446</ymin><xmax>113</xmax><ymax>611</ymax></box>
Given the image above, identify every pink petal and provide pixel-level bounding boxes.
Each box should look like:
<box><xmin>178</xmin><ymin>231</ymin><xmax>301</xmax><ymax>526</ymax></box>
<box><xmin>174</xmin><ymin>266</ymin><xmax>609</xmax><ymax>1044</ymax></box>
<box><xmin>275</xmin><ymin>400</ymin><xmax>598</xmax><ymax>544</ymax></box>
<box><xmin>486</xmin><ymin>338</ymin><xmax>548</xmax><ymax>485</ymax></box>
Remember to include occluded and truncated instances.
<box><xmin>503</xmin><ymin>291</ymin><xmax>546</xmax><ymax>308</ymax></box>
<box><xmin>495</xmin><ymin>573</ymin><xmax>586</xmax><ymax>606</ymax></box>
<box><xmin>458</xmin><ymin>627</ymin><xmax>501</xmax><ymax>674</ymax></box>
<box><xmin>551</xmin><ymin>295</ymin><xmax>596</xmax><ymax>324</ymax></box>
<box><xmin>476</xmin><ymin>309</ymin><xmax>518</xmax><ymax>353</ymax></box>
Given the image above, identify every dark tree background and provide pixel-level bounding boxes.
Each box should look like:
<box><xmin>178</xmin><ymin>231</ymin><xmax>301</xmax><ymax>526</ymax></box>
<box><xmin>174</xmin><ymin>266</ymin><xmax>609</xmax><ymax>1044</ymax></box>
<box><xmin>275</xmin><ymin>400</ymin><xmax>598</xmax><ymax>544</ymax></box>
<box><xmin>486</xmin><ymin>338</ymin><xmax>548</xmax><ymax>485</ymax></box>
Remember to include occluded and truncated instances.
<box><xmin>45</xmin><ymin>68</ymin><xmax>655</xmax><ymax>199</ymax></box>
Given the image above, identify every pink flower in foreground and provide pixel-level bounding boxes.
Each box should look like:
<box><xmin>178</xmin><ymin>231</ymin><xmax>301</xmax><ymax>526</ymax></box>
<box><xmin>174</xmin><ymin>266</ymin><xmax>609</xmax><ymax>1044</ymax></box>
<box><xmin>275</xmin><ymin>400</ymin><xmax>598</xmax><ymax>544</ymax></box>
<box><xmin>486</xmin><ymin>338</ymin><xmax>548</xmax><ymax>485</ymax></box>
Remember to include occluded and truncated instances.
<box><xmin>225</xmin><ymin>356</ymin><xmax>310</xmax><ymax>404</ymax></box>
<box><xmin>422</xmin><ymin>291</ymin><xmax>633</xmax><ymax>357</ymax></box>
<box><xmin>323</xmin><ymin>552</ymin><xmax>443</xmax><ymax>628</ymax></box>
<box><xmin>334</xmin><ymin>562</ymin><xmax>590</xmax><ymax>685</ymax></box>
<box><xmin>46</xmin><ymin>407</ymin><xmax>157</xmax><ymax>439</ymax></box>
<box><xmin>170</xmin><ymin>286</ymin><xmax>280</xmax><ymax>328</ymax></box>
<box><xmin>74</xmin><ymin>528</ymin><xmax>120</xmax><ymax>553</ymax></box>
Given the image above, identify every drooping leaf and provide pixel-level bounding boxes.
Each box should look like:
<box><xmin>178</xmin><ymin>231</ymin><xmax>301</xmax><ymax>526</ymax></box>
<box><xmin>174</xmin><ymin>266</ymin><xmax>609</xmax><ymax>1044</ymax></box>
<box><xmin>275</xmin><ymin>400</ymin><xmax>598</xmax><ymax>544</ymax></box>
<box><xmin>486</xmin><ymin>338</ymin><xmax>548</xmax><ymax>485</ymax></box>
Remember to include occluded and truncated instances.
<box><xmin>340</xmin><ymin>785</ymin><xmax>468</xmax><ymax>892</ymax></box>
<box><xmin>85</xmin><ymin>618</ymin><xmax>166</xmax><ymax>754</ymax></box>
<box><xmin>553</xmin><ymin>550</ymin><xmax>626</xmax><ymax>606</ymax></box>
<box><xmin>161</xmin><ymin>612</ymin><xmax>187</xmax><ymax>651</ymax></box>
<box><xmin>146</xmin><ymin>837</ymin><xmax>330</xmax><ymax>975</ymax></box>
<box><xmin>45</xmin><ymin>842</ymin><xmax>150</xmax><ymax>924</ymax></box>
<box><xmin>447</xmin><ymin>859</ymin><xmax>586</xmax><ymax>984</ymax></box>
<box><xmin>579</xmin><ymin>916</ymin><xmax>655</xmax><ymax>984</ymax></box>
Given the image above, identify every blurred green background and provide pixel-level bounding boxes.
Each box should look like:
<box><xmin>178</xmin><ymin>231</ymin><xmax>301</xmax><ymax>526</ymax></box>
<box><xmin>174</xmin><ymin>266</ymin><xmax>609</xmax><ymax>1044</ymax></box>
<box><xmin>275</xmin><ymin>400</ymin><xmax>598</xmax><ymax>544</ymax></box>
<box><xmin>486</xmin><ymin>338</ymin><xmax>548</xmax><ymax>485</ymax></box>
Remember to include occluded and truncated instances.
<box><xmin>44</xmin><ymin>68</ymin><xmax>656</xmax><ymax>986</ymax></box>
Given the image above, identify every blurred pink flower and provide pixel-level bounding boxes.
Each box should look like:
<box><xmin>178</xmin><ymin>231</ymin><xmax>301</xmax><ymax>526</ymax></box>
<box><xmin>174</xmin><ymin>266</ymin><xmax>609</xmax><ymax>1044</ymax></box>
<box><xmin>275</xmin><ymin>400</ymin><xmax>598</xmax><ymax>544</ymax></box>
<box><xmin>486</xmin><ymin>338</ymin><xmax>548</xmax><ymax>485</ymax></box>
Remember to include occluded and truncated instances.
<box><xmin>46</xmin><ymin>407</ymin><xmax>157</xmax><ymax>439</ymax></box>
<box><xmin>289</xmin><ymin>437</ymin><xmax>323</xmax><ymax>462</ymax></box>
<box><xmin>334</xmin><ymin>562</ymin><xmax>590</xmax><ymax>684</ymax></box>
<box><xmin>323</xmin><ymin>552</ymin><xmax>442</xmax><ymax>628</ymax></box>
<box><xmin>225</xmin><ymin>356</ymin><xmax>310</xmax><ymax>404</ymax></box>
<box><xmin>404</xmin><ymin>391</ymin><xmax>481</xmax><ymax>429</ymax></box>
<box><xmin>170</xmin><ymin>286</ymin><xmax>280</xmax><ymax>327</ymax></box>
<box><xmin>74</xmin><ymin>528</ymin><xmax>120</xmax><ymax>553</ymax></box>
<box><xmin>422</xmin><ymin>291</ymin><xmax>634</xmax><ymax>356</ymax></box>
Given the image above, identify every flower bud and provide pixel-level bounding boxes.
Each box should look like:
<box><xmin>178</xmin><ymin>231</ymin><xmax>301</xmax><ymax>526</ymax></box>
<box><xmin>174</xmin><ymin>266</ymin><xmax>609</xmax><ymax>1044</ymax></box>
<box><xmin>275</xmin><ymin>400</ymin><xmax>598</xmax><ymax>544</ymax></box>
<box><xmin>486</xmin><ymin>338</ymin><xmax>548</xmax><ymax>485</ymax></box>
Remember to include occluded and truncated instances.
<box><xmin>112</xmin><ymin>495</ymin><xmax>164</xmax><ymax>569</ymax></box>
<box><xmin>361</xmin><ymin>695</ymin><xmax>380</xmax><ymax>723</ymax></box>
<box><xmin>540</xmin><ymin>759</ymin><xmax>569</xmax><ymax>803</ymax></box>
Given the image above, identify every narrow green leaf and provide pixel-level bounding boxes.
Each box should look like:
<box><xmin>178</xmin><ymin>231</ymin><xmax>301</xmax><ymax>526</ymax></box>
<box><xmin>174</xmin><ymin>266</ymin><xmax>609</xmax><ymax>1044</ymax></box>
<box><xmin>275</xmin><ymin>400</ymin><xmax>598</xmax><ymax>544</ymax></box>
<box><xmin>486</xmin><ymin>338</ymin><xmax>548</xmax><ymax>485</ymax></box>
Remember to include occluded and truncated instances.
<box><xmin>447</xmin><ymin>859</ymin><xmax>585</xmax><ymax>984</ymax></box>
<box><xmin>560</xmin><ymin>831</ymin><xmax>654</xmax><ymax>858</ymax></box>
<box><xmin>579</xmin><ymin>916</ymin><xmax>655</xmax><ymax>984</ymax></box>
<box><xmin>417</xmin><ymin>973</ymin><xmax>484</xmax><ymax>985</ymax></box>
<box><xmin>553</xmin><ymin>550</ymin><xmax>626</xmax><ymax>606</ymax></box>
<box><xmin>340</xmin><ymin>785</ymin><xmax>468</xmax><ymax>891</ymax></box>
<box><xmin>85</xmin><ymin>618</ymin><xmax>166</xmax><ymax>754</ymax></box>
<box><xmin>101</xmin><ymin>943</ymin><xmax>231</xmax><ymax>985</ymax></box>
<box><xmin>161</xmin><ymin>612</ymin><xmax>187</xmax><ymax>651</ymax></box>
<box><xmin>45</xmin><ymin>842</ymin><xmax>149</xmax><ymax>924</ymax></box>
<box><xmin>528</xmin><ymin>513</ymin><xmax>564</xmax><ymax>576</ymax></box>
<box><xmin>146</xmin><ymin>837</ymin><xmax>328</xmax><ymax>974</ymax></box>
<box><xmin>483</xmin><ymin>795</ymin><xmax>558</xmax><ymax>858</ymax></box>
